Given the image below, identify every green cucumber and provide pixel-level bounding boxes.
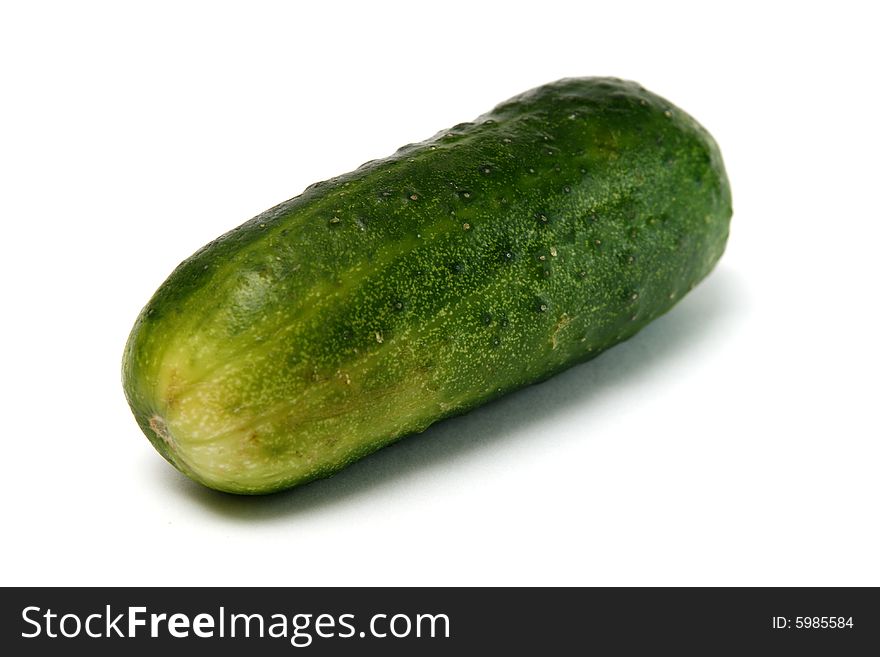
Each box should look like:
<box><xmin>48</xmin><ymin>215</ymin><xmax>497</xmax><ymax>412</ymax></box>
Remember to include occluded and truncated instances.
<box><xmin>123</xmin><ymin>77</ymin><xmax>732</xmax><ymax>494</ymax></box>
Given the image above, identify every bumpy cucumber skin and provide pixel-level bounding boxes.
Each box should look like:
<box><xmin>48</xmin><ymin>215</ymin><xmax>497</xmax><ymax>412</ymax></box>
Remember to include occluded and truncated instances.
<box><xmin>123</xmin><ymin>78</ymin><xmax>732</xmax><ymax>494</ymax></box>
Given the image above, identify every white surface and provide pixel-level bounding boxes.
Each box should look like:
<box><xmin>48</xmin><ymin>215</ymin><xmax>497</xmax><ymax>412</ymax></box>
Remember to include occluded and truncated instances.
<box><xmin>1</xmin><ymin>1</ymin><xmax>877</xmax><ymax>586</ymax></box>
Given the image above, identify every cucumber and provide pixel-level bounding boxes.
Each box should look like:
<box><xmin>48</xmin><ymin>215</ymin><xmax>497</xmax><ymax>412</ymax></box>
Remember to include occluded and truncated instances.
<box><xmin>123</xmin><ymin>77</ymin><xmax>732</xmax><ymax>494</ymax></box>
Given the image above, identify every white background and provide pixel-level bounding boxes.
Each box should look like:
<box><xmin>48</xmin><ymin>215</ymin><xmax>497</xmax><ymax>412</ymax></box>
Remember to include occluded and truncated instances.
<box><xmin>2</xmin><ymin>1</ymin><xmax>877</xmax><ymax>586</ymax></box>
